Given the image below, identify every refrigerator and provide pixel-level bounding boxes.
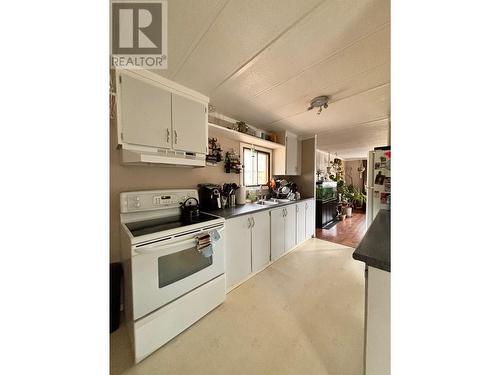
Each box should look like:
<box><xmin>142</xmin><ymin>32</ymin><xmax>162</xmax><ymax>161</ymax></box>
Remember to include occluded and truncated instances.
<box><xmin>366</xmin><ymin>146</ymin><xmax>391</xmax><ymax>228</ymax></box>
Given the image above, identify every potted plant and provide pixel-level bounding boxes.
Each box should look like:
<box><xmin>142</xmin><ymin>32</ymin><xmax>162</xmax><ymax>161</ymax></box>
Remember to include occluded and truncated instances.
<box><xmin>344</xmin><ymin>186</ymin><xmax>355</xmax><ymax>217</ymax></box>
<box><xmin>352</xmin><ymin>188</ymin><xmax>367</xmax><ymax>210</ymax></box>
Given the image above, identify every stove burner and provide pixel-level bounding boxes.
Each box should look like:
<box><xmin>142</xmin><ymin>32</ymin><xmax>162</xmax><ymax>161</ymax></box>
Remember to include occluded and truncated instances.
<box><xmin>125</xmin><ymin>212</ymin><xmax>219</xmax><ymax>237</ymax></box>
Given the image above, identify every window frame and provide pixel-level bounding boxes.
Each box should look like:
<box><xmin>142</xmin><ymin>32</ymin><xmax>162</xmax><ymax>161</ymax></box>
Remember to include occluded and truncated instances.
<box><xmin>240</xmin><ymin>143</ymin><xmax>273</xmax><ymax>188</ymax></box>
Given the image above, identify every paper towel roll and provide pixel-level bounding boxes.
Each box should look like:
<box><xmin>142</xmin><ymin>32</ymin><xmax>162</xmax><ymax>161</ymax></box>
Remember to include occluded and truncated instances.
<box><xmin>236</xmin><ymin>186</ymin><xmax>246</xmax><ymax>205</ymax></box>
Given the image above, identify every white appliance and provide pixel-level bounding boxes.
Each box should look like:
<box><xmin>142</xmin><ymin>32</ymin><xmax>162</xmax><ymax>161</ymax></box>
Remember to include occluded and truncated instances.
<box><xmin>120</xmin><ymin>189</ymin><xmax>225</xmax><ymax>363</ymax></box>
<box><xmin>366</xmin><ymin>147</ymin><xmax>391</xmax><ymax>227</ymax></box>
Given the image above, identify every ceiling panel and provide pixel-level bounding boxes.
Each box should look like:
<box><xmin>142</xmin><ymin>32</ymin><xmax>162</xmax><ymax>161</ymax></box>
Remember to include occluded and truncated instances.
<box><xmin>263</xmin><ymin>84</ymin><xmax>390</xmax><ymax>135</ymax></box>
<box><xmin>173</xmin><ymin>0</ymin><xmax>325</xmax><ymax>95</ymax></box>
<box><xmin>271</xmin><ymin>64</ymin><xmax>389</xmax><ymax>122</ymax></box>
<box><xmin>150</xmin><ymin>0</ymin><xmax>390</xmax><ymax>160</ymax></box>
<box><xmin>316</xmin><ymin>118</ymin><xmax>389</xmax><ymax>159</ymax></box>
<box><xmin>211</xmin><ymin>0</ymin><xmax>389</xmax><ymax>101</ymax></box>
<box><xmin>210</xmin><ymin>24</ymin><xmax>390</xmax><ymax>126</ymax></box>
<box><xmin>156</xmin><ymin>0</ymin><xmax>228</xmax><ymax>79</ymax></box>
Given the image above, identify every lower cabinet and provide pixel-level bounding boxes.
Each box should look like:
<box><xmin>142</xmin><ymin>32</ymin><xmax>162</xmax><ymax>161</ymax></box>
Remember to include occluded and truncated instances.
<box><xmin>295</xmin><ymin>199</ymin><xmax>315</xmax><ymax>244</ymax></box>
<box><xmin>284</xmin><ymin>205</ymin><xmax>296</xmax><ymax>253</ymax></box>
<box><xmin>271</xmin><ymin>205</ymin><xmax>297</xmax><ymax>261</ymax></box>
<box><xmin>365</xmin><ymin>266</ymin><xmax>391</xmax><ymax>375</ymax></box>
<box><xmin>296</xmin><ymin>202</ymin><xmax>306</xmax><ymax>244</ymax></box>
<box><xmin>225</xmin><ymin>215</ymin><xmax>252</xmax><ymax>290</ymax></box>
<box><xmin>225</xmin><ymin>211</ymin><xmax>270</xmax><ymax>291</ymax></box>
<box><xmin>251</xmin><ymin>210</ymin><xmax>271</xmax><ymax>273</ymax></box>
<box><xmin>226</xmin><ymin>200</ymin><xmax>315</xmax><ymax>291</ymax></box>
<box><xmin>305</xmin><ymin>199</ymin><xmax>315</xmax><ymax>238</ymax></box>
<box><xmin>270</xmin><ymin>208</ymin><xmax>285</xmax><ymax>261</ymax></box>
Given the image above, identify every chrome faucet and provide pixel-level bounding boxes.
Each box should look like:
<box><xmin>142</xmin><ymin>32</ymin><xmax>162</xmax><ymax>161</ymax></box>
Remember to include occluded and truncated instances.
<box><xmin>255</xmin><ymin>185</ymin><xmax>265</xmax><ymax>203</ymax></box>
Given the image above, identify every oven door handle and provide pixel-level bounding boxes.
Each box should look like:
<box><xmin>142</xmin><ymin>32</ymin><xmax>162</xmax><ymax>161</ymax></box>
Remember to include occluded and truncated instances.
<box><xmin>135</xmin><ymin>238</ymin><xmax>197</xmax><ymax>254</ymax></box>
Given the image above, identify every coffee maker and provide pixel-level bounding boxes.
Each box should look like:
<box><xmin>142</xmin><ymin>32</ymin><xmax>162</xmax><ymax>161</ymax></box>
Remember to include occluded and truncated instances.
<box><xmin>197</xmin><ymin>184</ymin><xmax>222</xmax><ymax>211</ymax></box>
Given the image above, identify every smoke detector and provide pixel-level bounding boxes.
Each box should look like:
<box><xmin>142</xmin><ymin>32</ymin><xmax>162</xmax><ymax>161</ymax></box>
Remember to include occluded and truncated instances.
<box><xmin>307</xmin><ymin>96</ymin><xmax>329</xmax><ymax>115</ymax></box>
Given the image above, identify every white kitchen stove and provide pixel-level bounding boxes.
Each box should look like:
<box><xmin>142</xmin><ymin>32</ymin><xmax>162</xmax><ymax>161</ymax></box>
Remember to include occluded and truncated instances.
<box><xmin>120</xmin><ymin>189</ymin><xmax>226</xmax><ymax>363</ymax></box>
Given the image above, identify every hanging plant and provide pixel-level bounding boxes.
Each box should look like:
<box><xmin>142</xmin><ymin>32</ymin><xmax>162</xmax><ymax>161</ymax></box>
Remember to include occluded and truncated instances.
<box><xmin>206</xmin><ymin>137</ymin><xmax>222</xmax><ymax>164</ymax></box>
<box><xmin>224</xmin><ymin>149</ymin><xmax>242</xmax><ymax>174</ymax></box>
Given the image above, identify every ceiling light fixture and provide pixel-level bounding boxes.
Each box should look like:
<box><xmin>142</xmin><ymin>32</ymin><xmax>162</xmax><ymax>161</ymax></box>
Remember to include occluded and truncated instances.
<box><xmin>307</xmin><ymin>95</ymin><xmax>330</xmax><ymax>115</ymax></box>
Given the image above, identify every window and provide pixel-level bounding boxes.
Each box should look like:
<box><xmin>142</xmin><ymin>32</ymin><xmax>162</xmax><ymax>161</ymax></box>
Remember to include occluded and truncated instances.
<box><xmin>242</xmin><ymin>146</ymin><xmax>270</xmax><ymax>187</ymax></box>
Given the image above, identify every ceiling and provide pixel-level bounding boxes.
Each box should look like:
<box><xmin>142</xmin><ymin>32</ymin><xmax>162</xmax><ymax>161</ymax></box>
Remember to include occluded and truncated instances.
<box><xmin>157</xmin><ymin>0</ymin><xmax>390</xmax><ymax>159</ymax></box>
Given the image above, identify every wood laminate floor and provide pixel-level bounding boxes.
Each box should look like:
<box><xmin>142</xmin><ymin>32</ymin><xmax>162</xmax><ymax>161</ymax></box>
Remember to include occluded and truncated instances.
<box><xmin>316</xmin><ymin>211</ymin><xmax>367</xmax><ymax>248</ymax></box>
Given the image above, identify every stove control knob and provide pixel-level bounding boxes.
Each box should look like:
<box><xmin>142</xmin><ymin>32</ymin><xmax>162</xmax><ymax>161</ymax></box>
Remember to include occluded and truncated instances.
<box><xmin>134</xmin><ymin>202</ymin><xmax>141</xmax><ymax>208</ymax></box>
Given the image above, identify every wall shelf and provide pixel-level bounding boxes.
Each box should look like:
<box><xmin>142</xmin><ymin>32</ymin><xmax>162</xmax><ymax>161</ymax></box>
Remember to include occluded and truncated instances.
<box><xmin>208</xmin><ymin>123</ymin><xmax>285</xmax><ymax>150</ymax></box>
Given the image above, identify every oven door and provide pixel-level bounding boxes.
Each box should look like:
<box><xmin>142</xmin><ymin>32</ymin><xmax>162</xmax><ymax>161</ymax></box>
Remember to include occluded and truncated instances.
<box><xmin>131</xmin><ymin>225</ymin><xmax>225</xmax><ymax>320</ymax></box>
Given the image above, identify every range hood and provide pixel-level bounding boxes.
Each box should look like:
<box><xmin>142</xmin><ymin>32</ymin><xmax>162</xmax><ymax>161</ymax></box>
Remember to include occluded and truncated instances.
<box><xmin>121</xmin><ymin>149</ymin><xmax>206</xmax><ymax>167</ymax></box>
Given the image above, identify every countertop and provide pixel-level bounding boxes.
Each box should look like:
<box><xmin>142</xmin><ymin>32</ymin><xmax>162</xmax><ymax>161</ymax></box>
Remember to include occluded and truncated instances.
<box><xmin>352</xmin><ymin>209</ymin><xmax>391</xmax><ymax>272</ymax></box>
<box><xmin>205</xmin><ymin>197</ymin><xmax>314</xmax><ymax>219</ymax></box>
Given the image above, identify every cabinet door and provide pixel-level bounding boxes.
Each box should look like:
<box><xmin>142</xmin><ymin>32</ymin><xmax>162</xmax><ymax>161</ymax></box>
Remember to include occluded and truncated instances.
<box><xmin>251</xmin><ymin>211</ymin><xmax>270</xmax><ymax>273</ymax></box>
<box><xmin>305</xmin><ymin>200</ymin><xmax>315</xmax><ymax>238</ymax></box>
<box><xmin>118</xmin><ymin>73</ymin><xmax>172</xmax><ymax>148</ymax></box>
<box><xmin>295</xmin><ymin>202</ymin><xmax>306</xmax><ymax>245</ymax></box>
<box><xmin>286</xmin><ymin>132</ymin><xmax>299</xmax><ymax>175</ymax></box>
<box><xmin>225</xmin><ymin>215</ymin><xmax>252</xmax><ymax>290</ymax></box>
<box><xmin>171</xmin><ymin>93</ymin><xmax>207</xmax><ymax>154</ymax></box>
<box><xmin>270</xmin><ymin>209</ymin><xmax>285</xmax><ymax>261</ymax></box>
<box><xmin>284</xmin><ymin>205</ymin><xmax>297</xmax><ymax>253</ymax></box>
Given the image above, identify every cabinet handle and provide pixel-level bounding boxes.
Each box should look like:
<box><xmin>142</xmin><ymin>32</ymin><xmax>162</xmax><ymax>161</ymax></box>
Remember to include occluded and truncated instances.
<box><xmin>166</xmin><ymin>129</ymin><xmax>170</xmax><ymax>143</ymax></box>
<box><xmin>251</xmin><ymin>217</ymin><xmax>255</xmax><ymax>228</ymax></box>
<box><xmin>247</xmin><ymin>217</ymin><xmax>252</xmax><ymax>229</ymax></box>
<box><xmin>174</xmin><ymin>130</ymin><xmax>178</xmax><ymax>144</ymax></box>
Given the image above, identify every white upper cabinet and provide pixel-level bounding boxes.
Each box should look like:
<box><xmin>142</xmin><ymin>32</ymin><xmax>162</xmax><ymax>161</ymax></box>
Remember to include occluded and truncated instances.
<box><xmin>286</xmin><ymin>132</ymin><xmax>300</xmax><ymax>176</ymax></box>
<box><xmin>172</xmin><ymin>93</ymin><xmax>208</xmax><ymax>154</ymax></box>
<box><xmin>118</xmin><ymin>73</ymin><xmax>172</xmax><ymax>149</ymax></box>
<box><xmin>116</xmin><ymin>70</ymin><xmax>209</xmax><ymax>166</ymax></box>
<box><xmin>274</xmin><ymin>131</ymin><xmax>301</xmax><ymax>175</ymax></box>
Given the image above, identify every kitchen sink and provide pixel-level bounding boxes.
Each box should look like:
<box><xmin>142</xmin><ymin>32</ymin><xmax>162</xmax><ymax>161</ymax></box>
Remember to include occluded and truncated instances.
<box><xmin>270</xmin><ymin>198</ymin><xmax>291</xmax><ymax>203</ymax></box>
<box><xmin>256</xmin><ymin>200</ymin><xmax>279</xmax><ymax>205</ymax></box>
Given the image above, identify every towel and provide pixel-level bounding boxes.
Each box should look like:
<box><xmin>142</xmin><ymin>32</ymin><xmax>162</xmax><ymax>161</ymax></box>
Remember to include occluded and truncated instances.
<box><xmin>195</xmin><ymin>229</ymin><xmax>221</xmax><ymax>257</ymax></box>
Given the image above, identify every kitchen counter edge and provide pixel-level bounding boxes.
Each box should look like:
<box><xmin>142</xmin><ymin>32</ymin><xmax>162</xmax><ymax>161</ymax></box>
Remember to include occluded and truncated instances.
<box><xmin>205</xmin><ymin>198</ymin><xmax>315</xmax><ymax>219</ymax></box>
<box><xmin>352</xmin><ymin>209</ymin><xmax>391</xmax><ymax>272</ymax></box>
